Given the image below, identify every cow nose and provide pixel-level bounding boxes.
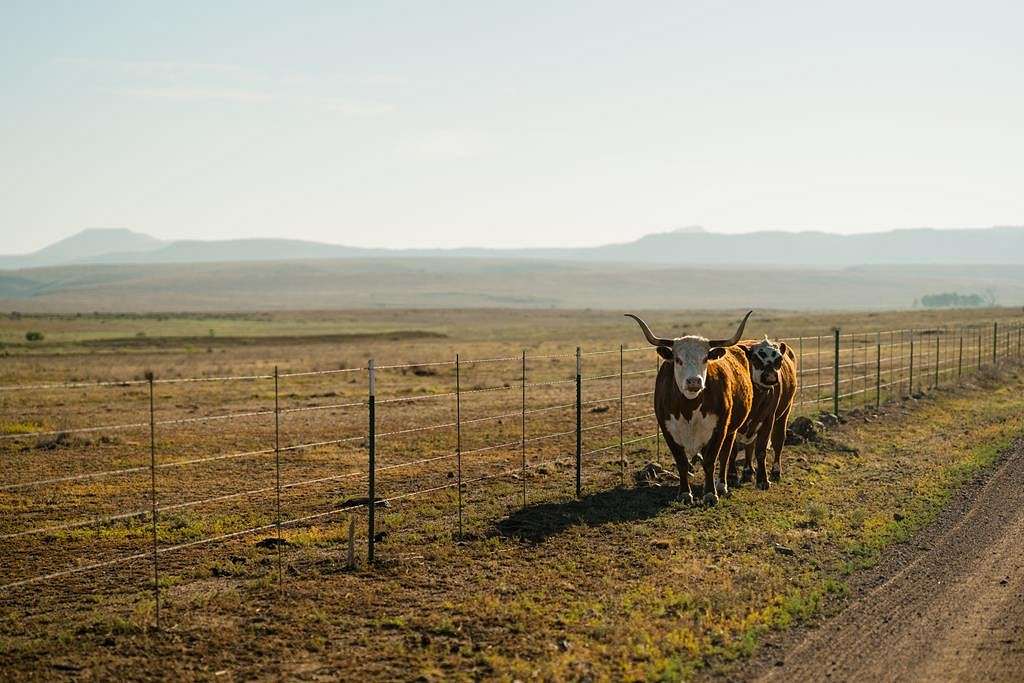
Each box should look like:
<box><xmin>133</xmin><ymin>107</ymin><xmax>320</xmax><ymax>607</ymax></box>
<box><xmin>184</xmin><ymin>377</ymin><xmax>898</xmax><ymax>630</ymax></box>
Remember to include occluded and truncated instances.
<box><xmin>685</xmin><ymin>377</ymin><xmax>703</xmax><ymax>391</ymax></box>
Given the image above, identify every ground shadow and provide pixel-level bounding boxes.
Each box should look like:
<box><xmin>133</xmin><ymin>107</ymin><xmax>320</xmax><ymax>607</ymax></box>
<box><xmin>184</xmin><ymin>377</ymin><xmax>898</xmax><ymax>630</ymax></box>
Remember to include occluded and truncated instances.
<box><xmin>493</xmin><ymin>482</ymin><xmax>708</xmax><ymax>543</ymax></box>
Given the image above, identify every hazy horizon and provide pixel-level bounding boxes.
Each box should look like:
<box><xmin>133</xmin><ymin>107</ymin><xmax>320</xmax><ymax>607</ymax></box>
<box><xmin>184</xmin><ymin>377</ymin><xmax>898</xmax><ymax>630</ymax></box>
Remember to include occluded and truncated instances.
<box><xmin>3</xmin><ymin>1</ymin><xmax>1023</xmax><ymax>254</ymax></box>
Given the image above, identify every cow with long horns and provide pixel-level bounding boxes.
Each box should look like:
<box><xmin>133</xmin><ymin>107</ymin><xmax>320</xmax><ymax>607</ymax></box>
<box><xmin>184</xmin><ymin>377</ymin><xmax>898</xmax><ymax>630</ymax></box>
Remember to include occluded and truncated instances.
<box><xmin>625</xmin><ymin>311</ymin><xmax>754</xmax><ymax>505</ymax></box>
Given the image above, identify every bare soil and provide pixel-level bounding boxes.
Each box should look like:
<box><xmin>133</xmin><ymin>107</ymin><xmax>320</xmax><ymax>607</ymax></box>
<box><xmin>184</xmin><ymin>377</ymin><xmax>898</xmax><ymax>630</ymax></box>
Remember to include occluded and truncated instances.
<box><xmin>747</xmin><ymin>438</ymin><xmax>1024</xmax><ymax>682</ymax></box>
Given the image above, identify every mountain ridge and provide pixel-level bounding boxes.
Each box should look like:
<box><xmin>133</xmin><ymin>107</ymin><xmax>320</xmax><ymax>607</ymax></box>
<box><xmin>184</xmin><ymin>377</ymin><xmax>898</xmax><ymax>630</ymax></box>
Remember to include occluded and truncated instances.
<box><xmin>2</xmin><ymin>225</ymin><xmax>1022</xmax><ymax>269</ymax></box>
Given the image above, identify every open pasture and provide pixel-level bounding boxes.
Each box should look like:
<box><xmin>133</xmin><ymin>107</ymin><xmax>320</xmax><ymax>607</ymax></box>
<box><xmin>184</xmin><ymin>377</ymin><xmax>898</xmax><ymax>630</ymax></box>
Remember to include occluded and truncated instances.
<box><xmin>1</xmin><ymin>307</ymin><xmax>1023</xmax><ymax>680</ymax></box>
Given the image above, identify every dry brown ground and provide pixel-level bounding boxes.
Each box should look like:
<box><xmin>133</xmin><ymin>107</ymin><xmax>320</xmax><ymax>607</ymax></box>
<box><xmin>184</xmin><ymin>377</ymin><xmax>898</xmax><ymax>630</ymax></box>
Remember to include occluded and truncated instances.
<box><xmin>1</xmin><ymin>308</ymin><xmax>1022</xmax><ymax>680</ymax></box>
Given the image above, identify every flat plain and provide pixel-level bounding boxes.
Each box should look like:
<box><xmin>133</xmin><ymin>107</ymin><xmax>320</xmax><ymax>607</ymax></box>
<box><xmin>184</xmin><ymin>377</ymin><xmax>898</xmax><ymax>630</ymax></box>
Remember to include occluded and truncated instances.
<box><xmin>1</xmin><ymin>307</ymin><xmax>1023</xmax><ymax>680</ymax></box>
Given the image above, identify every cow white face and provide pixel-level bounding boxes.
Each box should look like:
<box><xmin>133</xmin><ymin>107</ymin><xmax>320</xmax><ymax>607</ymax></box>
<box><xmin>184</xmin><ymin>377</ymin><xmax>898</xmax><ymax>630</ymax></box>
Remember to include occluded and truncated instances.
<box><xmin>747</xmin><ymin>337</ymin><xmax>787</xmax><ymax>387</ymax></box>
<box><xmin>658</xmin><ymin>336</ymin><xmax>727</xmax><ymax>399</ymax></box>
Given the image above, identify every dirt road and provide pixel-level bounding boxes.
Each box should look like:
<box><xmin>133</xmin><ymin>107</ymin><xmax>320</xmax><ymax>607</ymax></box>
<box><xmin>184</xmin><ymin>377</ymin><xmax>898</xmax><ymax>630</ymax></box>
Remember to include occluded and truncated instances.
<box><xmin>757</xmin><ymin>438</ymin><xmax>1024</xmax><ymax>682</ymax></box>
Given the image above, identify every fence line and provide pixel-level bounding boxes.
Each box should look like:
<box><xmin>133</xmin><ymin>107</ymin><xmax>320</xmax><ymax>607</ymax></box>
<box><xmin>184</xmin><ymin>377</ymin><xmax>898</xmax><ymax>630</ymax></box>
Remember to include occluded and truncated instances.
<box><xmin>2</xmin><ymin>318</ymin><xmax>1022</xmax><ymax>613</ymax></box>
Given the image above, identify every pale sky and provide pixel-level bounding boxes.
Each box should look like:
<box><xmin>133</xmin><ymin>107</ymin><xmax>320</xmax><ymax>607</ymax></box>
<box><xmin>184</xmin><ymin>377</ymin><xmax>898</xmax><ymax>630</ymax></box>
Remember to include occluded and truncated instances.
<box><xmin>2</xmin><ymin>1</ymin><xmax>1023</xmax><ymax>254</ymax></box>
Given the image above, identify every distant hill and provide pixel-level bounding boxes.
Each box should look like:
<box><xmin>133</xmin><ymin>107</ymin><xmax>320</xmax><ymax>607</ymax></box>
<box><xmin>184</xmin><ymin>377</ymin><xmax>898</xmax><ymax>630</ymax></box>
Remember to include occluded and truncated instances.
<box><xmin>0</xmin><ymin>229</ymin><xmax>163</xmax><ymax>269</ymax></box>
<box><xmin>2</xmin><ymin>258</ymin><xmax>1022</xmax><ymax>312</ymax></box>
<box><xmin>1</xmin><ymin>226</ymin><xmax>1022</xmax><ymax>269</ymax></box>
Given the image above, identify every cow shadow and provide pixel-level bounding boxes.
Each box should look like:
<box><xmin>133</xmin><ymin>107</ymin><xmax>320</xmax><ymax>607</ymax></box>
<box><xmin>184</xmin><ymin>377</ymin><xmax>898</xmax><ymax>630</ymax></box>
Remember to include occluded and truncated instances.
<box><xmin>493</xmin><ymin>482</ymin><xmax>709</xmax><ymax>543</ymax></box>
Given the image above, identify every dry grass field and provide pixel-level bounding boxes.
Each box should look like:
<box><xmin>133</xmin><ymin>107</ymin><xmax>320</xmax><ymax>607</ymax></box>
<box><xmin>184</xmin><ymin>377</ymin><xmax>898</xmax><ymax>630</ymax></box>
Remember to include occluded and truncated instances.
<box><xmin>1</xmin><ymin>307</ymin><xmax>1023</xmax><ymax>680</ymax></box>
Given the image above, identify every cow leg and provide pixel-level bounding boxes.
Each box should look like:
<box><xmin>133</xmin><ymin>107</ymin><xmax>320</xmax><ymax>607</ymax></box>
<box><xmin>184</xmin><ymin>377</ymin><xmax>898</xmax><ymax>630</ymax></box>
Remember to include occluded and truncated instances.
<box><xmin>741</xmin><ymin>442</ymin><xmax>756</xmax><ymax>484</ymax></box>
<box><xmin>727</xmin><ymin>442</ymin><xmax>741</xmax><ymax>488</ymax></box>
<box><xmin>663</xmin><ymin>434</ymin><xmax>694</xmax><ymax>505</ymax></box>
<box><xmin>716</xmin><ymin>431</ymin><xmax>738</xmax><ymax>498</ymax></box>
<box><xmin>701</xmin><ymin>428</ymin><xmax>730</xmax><ymax>505</ymax></box>
<box><xmin>754</xmin><ymin>428</ymin><xmax>772</xmax><ymax>490</ymax></box>
<box><xmin>769</xmin><ymin>407</ymin><xmax>791</xmax><ymax>482</ymax></box>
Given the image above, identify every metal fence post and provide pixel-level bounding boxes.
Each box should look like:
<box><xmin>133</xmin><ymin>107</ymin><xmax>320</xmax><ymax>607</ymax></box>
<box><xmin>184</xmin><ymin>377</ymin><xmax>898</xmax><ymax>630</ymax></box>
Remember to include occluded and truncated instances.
<box><xmin>832</xmin><ymin>328</ymin><xmax>840</xmax><ymax>416</ymax></box>
<box><xmin>875</xmin><ymin>338</ymin><xmax>881</xmax><ymax>407</ymax></box>
<box><xmin>455</xmin><ymin>354</ymin><xmax>462</xmax><ymax>538</ymax></box>
<box><xmin>958</xmin><ymin>335</ymin><xmax>963</xmax><ymax>379</ymax></box>
<box><xmin>367</xmin><ymin>359</ymin><xmax>376</xmax><ymax>564</ymax></box>
<box><xmin>274</xmin><ymin>366</ymin><xmax>282</xmax><ymax>588</ymax></box>
<box><xmin>521</xmin><ymin>350</ymin><xmax>527</xmax><ymax>508</ymax></box>
<box><xmin>909</xmin><ymin>330</ymin><xmax>915</xmax><ymax>395</ymax></box>
<box><xmin>816</xmin><ymin>335</ymin><xmax>822</xmax><ymax>409</ymax></box>
<box><xmin>146</xmin><ymin>371</ymin><xmax>159</xmax><ymax>630</ymax></box>
<box><xmin>993</xmin><ymin>322</ymin><xmax>998</xmax><ymax>364</ymax></box>
<box><xmin>575</xmin><ymin>347</ymin><xmax>582</xmax><ymax>498</ymax></box>
<box><xmin>797</xmin><ymin>336</ymin><xmax>804</xmax><ymax>407</ymax></box>
<box><xmin>934</xmin><ymin>335</ymin><xmax>940</xmax><ymax>388</ymax></box>
<box><xmin>655</xmin><ymin>355</ymin><xmax>661</xmax><ymax>460</ymax></box>
<box><xmin>619</xmin><ymin>344</ymin><xmax>624</xmax><ymax>486</ymax></box>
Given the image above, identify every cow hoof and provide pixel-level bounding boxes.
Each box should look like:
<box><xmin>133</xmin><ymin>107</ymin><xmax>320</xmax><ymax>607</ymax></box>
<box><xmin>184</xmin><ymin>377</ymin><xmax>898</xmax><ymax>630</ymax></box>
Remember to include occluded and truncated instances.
<box><xmin>741</xmin><ymin>467</ymin><xmax>754</xmax><ymax>483</ymax></box>
<box><xmin>677</xmin><ymin>491</ymin><xmax>694</xmax><ymax>505</ymax></box>
<box><xmin>702</xmin><ymin>492</ymin><xmax>719</xmax><ymax>506</ymax></box>
<box><xmin>715</xmin><ymin>481</ymin><xmax>729</xmax><ymax>496</ymax></box>
<box><xmin>756</xmin><ymin>479</ymin><xmax>771</xmax><ymax>491</ymax></box>
<box><xmin>770</xmin><ymin>469</ymin><xmax>781</xmax><ymax>483</ymax></box>
<box><xmin>728</xmin><ymin>475</ymin><xmax>741</xmax><ymax>489</ymax></box>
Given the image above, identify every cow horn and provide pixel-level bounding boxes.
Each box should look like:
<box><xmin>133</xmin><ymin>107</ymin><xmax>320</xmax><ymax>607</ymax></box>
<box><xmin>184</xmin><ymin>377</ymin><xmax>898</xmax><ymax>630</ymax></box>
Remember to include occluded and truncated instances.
<box><xmin>708</xmin><ymin>310</ymin><xmax>753</xmax><ymax>347</ymax></box>
<box><xmin>624</xmin><ymin>314</ymin><xmax>673</xmax><ymax>347</ymax></box>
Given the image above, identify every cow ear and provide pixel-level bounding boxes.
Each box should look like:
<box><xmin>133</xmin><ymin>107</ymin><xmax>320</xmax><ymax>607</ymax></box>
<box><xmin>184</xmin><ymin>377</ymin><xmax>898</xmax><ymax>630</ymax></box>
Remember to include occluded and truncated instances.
<box><xmin>778</xmin><ymin>342</ymin><xmax>788</xmax><ymax>355</ymax></box>
<box><xmin>707</xmin><ymin>347</ymin><xmax>727</xmax><ymax>360</ymax></box>
<box><xmin>656</xmin><ymin>346</ymin><xmax>672</xmax><ymax>360</ymax></box>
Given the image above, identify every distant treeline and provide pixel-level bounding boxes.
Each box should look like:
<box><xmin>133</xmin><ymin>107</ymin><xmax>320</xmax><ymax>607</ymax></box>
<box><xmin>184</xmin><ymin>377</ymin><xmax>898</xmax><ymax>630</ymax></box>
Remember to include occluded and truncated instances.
<box><xmin>918</xmin><ymin>291</ymin><xmax>995</xmax><ymax>308</ymax></box>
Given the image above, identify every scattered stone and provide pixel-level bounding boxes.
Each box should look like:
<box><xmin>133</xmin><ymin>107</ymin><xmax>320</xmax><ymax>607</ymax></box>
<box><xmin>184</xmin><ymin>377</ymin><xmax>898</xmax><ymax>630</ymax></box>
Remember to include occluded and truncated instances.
<box><xmin>819</xmin><ymin>413</ymin><xmax>840</xmax><ymax>427</ymax></box>
<box><xmin>634</xmin><ymin>462</ymin><xmax>679</xmax><ymax>488</ymax></box>
<box><xmin>787</xmin><ymin>416</ymin><xmax>822</xmax><ymax>445</ymax></box>
<box><xmin>773</xmin><ymin>543</ymin><xmax>796</xmax><ymax>556</ymax></box>
<box><xmin>651</xmin><ymin>538</ymin><xmax>673</xmax><ymax>549</ymax></box>
<box><xmin>893</xmin><ymin>512</ymin><xmax>905</xmax><ymax>522</ymax></box>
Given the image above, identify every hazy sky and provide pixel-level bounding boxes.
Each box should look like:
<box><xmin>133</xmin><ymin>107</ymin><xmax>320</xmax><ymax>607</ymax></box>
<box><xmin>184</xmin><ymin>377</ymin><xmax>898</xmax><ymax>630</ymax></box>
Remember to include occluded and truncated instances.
<box><xmin>2</xmin><ymin>1</ymin><xmax>1022</xmax><ymax>254</ymax></box>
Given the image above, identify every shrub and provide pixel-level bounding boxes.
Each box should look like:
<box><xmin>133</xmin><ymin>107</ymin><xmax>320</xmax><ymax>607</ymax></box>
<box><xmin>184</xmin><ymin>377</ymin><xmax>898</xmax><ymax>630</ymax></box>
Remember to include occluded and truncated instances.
<box><xmin>25</xmin><ymin>331</ymin><xmax>44</xmax><ymax>342</ymax></box>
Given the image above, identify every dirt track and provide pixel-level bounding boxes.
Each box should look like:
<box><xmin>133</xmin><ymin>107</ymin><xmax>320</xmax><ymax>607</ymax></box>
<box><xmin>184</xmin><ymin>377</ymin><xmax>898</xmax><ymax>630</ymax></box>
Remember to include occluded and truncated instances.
<box><xmin>756</xmin><ymin>438</ymin><xmax>1024</xmax><ymax>682</ymax></box>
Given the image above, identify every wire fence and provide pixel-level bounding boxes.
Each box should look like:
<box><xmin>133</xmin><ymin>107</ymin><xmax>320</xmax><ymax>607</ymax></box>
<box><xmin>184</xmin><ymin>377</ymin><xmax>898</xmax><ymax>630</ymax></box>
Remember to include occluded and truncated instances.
<box><xmin>1</xmin><ymin>318</ymin><xmax>1022</xmax><ymax>629</ymax></box>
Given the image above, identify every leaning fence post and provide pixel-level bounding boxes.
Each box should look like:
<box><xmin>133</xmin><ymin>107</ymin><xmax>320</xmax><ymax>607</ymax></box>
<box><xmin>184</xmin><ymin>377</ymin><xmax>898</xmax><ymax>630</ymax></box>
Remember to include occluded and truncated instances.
<box><xmin>832</xmin><ymin>328</ymin><xmax>840</xmax><ymax>417</ymax></box>
<box><xmin>146</xmin><ymin>371</ymin><xmax>159</xmax><ymax>630</ymax></box>
<box><xmin>367</xmin><ymin>359</ymin><xmax>376</xmax><ymax>564</ymax></box>
<box><xmin>274</xmin><ymin>366</ymin><xmax>282</xmax><ymax>589</ymax></box>
<box><xmin>455</xmin><ymin>354</ymin><xmax>462</xmax><ymax>539</ymax></box>
<box><xmin>575</xmin><ymin>347</ymin><xmax>582</xmax><ymax>498</ymax></box>
<box><xmin>521</xmin><ymin>350</ymin><xmax>527</xmax><ymax>509</ymax></box>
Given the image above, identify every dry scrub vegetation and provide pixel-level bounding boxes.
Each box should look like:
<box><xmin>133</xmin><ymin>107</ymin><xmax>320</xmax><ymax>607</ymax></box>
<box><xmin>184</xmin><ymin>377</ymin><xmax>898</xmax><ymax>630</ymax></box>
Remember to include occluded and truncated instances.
<box><xmin>1</xmin><ymin>308</ymin><xmax>1022</xmax><ymax>680</ymax></box>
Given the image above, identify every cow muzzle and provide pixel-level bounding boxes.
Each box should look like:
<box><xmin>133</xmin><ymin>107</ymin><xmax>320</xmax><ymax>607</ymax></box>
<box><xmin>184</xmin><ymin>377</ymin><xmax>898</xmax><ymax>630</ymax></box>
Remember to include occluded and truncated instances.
<box><xmin>684</xmin><ymin>377</ymin><xmax>703</xmax><ymax>394</ymax></box>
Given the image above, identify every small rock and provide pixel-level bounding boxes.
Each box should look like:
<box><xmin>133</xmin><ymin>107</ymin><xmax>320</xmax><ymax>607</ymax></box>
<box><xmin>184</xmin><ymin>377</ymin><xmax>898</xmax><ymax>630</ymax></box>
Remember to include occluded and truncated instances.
<box><xmin>787</xmin><ymin>416</ymin><xmax>821</xmax><ymax>444</ymax></box>
<box><xmin>773</xmin><ymin>543</ymin><xmax>796</xmax><ymax>556</ymax></box>
<box><xmin>651</xmin><ymin>538</ymin><xmax>672</xmax><ymax>549</ymax></box>
<box><xmin>893</xmin><ymin>512</ymin><xmax>905</xmax><ymax>522</ymax></box>
<box><xmin>819</xmin><ymin>413</ymin><xmax>840</xmax><ymax>427</ymax></box>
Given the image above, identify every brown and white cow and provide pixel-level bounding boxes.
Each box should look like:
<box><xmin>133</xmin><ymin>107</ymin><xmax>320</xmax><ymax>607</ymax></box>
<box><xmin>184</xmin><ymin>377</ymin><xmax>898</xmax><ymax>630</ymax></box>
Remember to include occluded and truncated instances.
<box><xmin>625</xmin><ymin>311</ymin><xmax>754</xmax><ymax>505</ymax></box>
<box><xmin>728</xmin><ymin>336</ymin><xmax>797</xmax><ymax>489</ymax></box>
